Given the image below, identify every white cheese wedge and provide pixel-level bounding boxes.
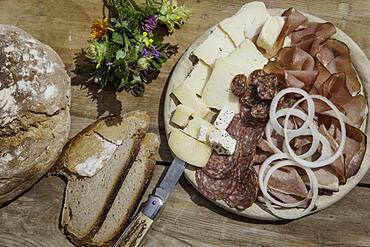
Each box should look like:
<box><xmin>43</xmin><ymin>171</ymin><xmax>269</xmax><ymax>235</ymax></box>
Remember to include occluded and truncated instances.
<box><xmin>283</xmin><ymin>35</ymin><xmax>292</xmax><ymax>48</ymax></box>
<box><xmin>172</xmin><ymin>83</ymin><xmax>211</xmax><ymax>118</ymax></box>
<box><xmin>224</xmin><ymin>39</ymin><xmax>268</xmax><ymax>74</ymax></box>
<box><xmin>201</xmin><ymin>59</ymin><xmax>243</xmax><ymax>112</ymax></box>
<box><xmin>257</xmin><ymin>16</ymin><xmax>285</xmax><ymax>51</ymax></box>
<box><xmin>171</xmin><ymin>104</ymin><xmax>195</xmax><ymax>127</ymax></box>
<box><xmin>219</xmin><ymin>1</ymin><xmax>270</xmax><ymax>46</ymax></box>
<box><xmin>208</xmin><ymin>129</ymin><xmax>237</xmax><ymax>155</ymax></box>
<box><xmin>183</xmin><ymin>61</ymin><xmax>211</xmax><ymax>96</ymax></box>
<box><xmin>193</xmin><ymin>26</ymin><xmax>235</xmax><ymax>66</ymax></box>
<box><xmin>214</xmin><ymin>106</ymin><xmax>235</xmax><ymax>130</ymax></box>
<box><xmin>183</xmin><ymin>116</ymin><xmax>216</xmax><ymax>141</ymax></box>
<box><xmin>198</xmin><ymin>125</ymin><xmax>208</xmax><ymax>142</ymax></box>
<box><xmin>168</xmin><ymin>128</ymin><xmax>212</xmax><ymax>167</ymax></box>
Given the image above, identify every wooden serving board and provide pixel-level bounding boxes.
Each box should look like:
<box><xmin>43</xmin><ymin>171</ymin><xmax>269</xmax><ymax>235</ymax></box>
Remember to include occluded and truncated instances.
<box><xmin>164</xmin><ymin>9</ymin><xmax>370</xmax><ymax>220</ymax></box>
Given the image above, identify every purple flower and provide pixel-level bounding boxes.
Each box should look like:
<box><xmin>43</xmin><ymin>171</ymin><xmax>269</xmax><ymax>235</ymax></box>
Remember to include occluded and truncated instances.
<box><xmin>151</xmin><ymin>47</ymin><xmax>160</xmax><ymax>58</ymax></box>
<box><xmin>141</xmin><ymin>48</ymin><xmax>149</xmax><ymax>57</ymax></box>
<box><xmin>141</xmin><ymin>16</ymin><xmax>157</xmax><ymax>33</ymax></box>
<box><xmin>106</xmin><ymin>61</ymin><xmax>113</xmax><ymax>67</ymax></box>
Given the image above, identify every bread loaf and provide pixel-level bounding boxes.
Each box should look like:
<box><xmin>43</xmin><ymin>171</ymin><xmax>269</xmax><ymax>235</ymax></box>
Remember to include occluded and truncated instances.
<box><xmin>0</xmin><ymin>25</ymin><xmax>71</xmax><ymax>206</ymax></box>
<box><xmin>57</xmin><ymin>111</ymin><xmax>159</xmax><ymax>246</ymax></box>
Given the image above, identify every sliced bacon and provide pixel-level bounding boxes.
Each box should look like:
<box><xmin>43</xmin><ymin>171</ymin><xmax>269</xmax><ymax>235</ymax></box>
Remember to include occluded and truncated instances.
<box><xmin>318</xmin><ymin>115</ymin><xmax>367</xmax><ymax>178</ymax></box>
<box><xmin>316</xmin><ymin>39</ymin><xmax>361</xmax><ymax>95</ymax></box>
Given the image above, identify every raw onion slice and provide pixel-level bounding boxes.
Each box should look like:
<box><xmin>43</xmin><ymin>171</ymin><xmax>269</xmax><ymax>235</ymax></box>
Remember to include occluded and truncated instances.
<box><xmin>269</xmin><ymin>88</ymin><xmax>315</xmax><ymax>136</ymax></box>
<box><xmin>264</xmin><ymin>161</ymin><xmax>318</xmax><ymax>219</ymax></box>
<box><xmin>283</xmin><ymin>95</ymin><xmax>346</xmax><ymax>168</ymax></box>
<box><xmin>258</xmin><ymin>153</ymin><xmax>317</xmax><ymax>209</ymax></box>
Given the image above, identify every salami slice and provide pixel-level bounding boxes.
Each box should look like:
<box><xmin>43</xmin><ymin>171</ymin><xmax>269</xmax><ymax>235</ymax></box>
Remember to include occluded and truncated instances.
<box><xmin>195</xmin><ymin>170</ymin><xmax>237</xmax><ymax>200</ymax></box>
<box><xmin>203</xmin><ymin>152</ymin><xmax>235</xmax><ymax>179</ymax></box>
<box><xmin>224</xmin><ymin>167</ymin><xmax>259</xmax><ymax>209</ymax></box>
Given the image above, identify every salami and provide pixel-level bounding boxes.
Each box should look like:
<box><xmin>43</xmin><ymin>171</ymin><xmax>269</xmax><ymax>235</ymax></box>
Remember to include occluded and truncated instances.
<box><xmin>203</xmin><ymin>153</ymin><xmax>235</xmax><ymax>179</ymax></box>
<box><xmin>195</xmin><ymin>170</ymin><xmax>237</xmax><ymax>200</ymax></box>
<box><xmin>224</xmin><ymin>167</ymin><xmax>259</xmax><ymax>209</ymax></box>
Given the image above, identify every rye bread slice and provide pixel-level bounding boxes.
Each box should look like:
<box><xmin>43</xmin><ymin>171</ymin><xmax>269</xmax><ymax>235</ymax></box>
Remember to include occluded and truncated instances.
<box><xmin>86</xmin><ymin>133</ymin><xmax>160</xmax><ymax>246</ymax></box>
<box><xmin>59</xmin><ymin>111</ymin><xmax>150</xmax><ymax>244</ymax></box>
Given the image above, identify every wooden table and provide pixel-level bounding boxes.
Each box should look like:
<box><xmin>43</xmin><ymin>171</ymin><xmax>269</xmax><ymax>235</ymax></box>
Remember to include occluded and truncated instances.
<box><xmin>0</xmin><ymin>0</ymin><xmax>369</xmax><ymax>246</ymax></box>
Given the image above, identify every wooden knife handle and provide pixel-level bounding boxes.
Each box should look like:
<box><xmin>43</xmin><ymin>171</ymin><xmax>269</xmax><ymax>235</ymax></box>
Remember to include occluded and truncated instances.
<box><xmin>117</xmin><ymin>212</ymin><xmax>153</xmax><ymax>247</ymax></box>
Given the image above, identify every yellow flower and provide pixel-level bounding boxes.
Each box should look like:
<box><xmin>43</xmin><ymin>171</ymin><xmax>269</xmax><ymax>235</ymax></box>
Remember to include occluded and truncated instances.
<box><xmin>90</xmin><ymin>18</ymin><xmax>111</xmax><ymax>40</ymax></box>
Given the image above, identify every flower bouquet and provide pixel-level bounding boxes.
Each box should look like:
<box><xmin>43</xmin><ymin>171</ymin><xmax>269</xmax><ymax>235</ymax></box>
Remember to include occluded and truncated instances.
<box><xmin>86</xmin><ymin>0</ymin><xmax>189</xmax><ymax>96</ymax></box>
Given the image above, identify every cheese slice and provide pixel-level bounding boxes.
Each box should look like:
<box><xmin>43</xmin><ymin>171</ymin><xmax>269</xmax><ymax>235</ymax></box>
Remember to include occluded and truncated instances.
<box><xmin>171</xmin><ymin>104</ymin><xmax>194</xmax><ymax>127</ymax></box>
<box><xmin>202</xmin><ymin>58</ymin><xmax>243</xmax><ymax>112</ymax></box>
<box><xmin>283</xmin><ymin>35</ymin><xmax>292</xmax><ymax>48</ymax></box>
<box><xmin>214</xmin><ymin>106</ymin><xmax>235</xmax><ymax>130</ymax></box>
<box><xmin>257</xmin><ymin>16</ymin><xmax>285</xmax><ymax>51</ymax></box>
<box><xmin>224</xmin><ymin>39</ymin><xmax>268</xmax><ymax>74</ymax></box>
<box><xmin>172</xmin><ymin>83</ymin><xmax>211</xmax><ymax>118</ymax></box>
<box><xmin>183</xmin><ymin>116</ymin><xmax>216</xmax><ymax>141</ymax></box>
<box><xmin>219</xmin><ymin>1</ymin><xmax>270</xmax><ymax>46</ymax></box>
<box><xmin>168</xmin><ymin>128</ymin><xmax>212</xmax><ymax>167</ymax></box>
<box><xmin>209</xmin><ymin>129</ymin><xmax>237</xmax><ymax>155</ymax></box>
<box><xmin>183</xmin><ymin>61</ymin><xmax>211</xmax><ymax>96</ymax></box>
<box><xmin>198</xmin><ymin>125</ymin><xmax>209</xmax><ymax>142</ymax></box>
<box><xmin>193</xmin><ymin>26</ymin><xmax>235</xmax><ymax>66</ymax></box>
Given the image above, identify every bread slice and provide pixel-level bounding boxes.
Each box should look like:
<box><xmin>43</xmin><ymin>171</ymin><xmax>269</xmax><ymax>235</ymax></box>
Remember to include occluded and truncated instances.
<box><xmin>58</xmin><ymin>111</ymin><xmax>150</xmax><ymax>244</ymax></box>
<box><xmin>86</xmin><ymin>133</ymin><xmax>160</xmax><ymax>246</ymax></box>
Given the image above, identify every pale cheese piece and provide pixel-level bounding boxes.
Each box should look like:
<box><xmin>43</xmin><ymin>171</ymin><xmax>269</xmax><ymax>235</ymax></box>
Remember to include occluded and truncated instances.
<box><xmin>283</xmin><ymin>35</ymin><xmax>292</xmax><ymax>48</ymax></box>
<box><xmin>172</xmin><ymin>83</ymin><xmax>211</xmax><ymax>118</ymax></box>
<box><xmin>201</xmin><ymin>58</ymin><xmax>245</xmax><ymax>113</ymax></box>
<box><xmin>208</xmin><ymin>129</ymin><xmax>237</xmax><ymax>155</ymax></box>
<box><xmin>220</xmin><ymin>1</ymin><xmax>270</xmax><ymax>46</ymax></box>
<box><xmin>198</xmin><ymin>125</ymin><xmax>208</xmax><ymax>142</ymax></box>
<box><xmin>183</xmin><ymin>61</ymin><xmax>211</xmax><ymax>96</ymax></box>
<box><xmin>168</xmin><ymin>128</ymin><xmax>212</xmax><ymax>167</ymax></box>
<box><xmin>193</xmin><ymin>26</ymin><xmax>235</xmax><ymax>66</ymax></box>
<box><xmin>171</xmin><ymin>104</ymin><xmax>195</xmax><ymax>127</ymax></box>
<box><xmin>214</xmin><ymin>106</ymin><xmax>235</xmax><ymax>130</ymax></box>
<box><xmin>257</xmin><ymin>16</ymin><xmax>285</xmax><ymax>51</ymax></box>
<box><xmin>184</xmin><ymin>116</ymin><xmax>215</xmax><ymax>141</ymax></box>
<box><xmin>224</xmin><ymin>39</ymin><xmax>268</xmax><ymax>74</ymax></box>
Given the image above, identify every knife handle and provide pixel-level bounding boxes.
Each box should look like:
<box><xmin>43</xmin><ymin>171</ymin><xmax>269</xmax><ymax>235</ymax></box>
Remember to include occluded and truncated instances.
<box><xmin>117</xmin><ymin>212</ymin><xmax>153</xmax><ymax>247</ymax></box>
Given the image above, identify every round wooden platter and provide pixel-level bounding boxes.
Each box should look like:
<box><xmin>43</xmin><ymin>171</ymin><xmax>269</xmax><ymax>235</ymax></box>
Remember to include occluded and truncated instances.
<box><xmin>164</xmin><ymin>9</ymin><xmax>370</xmax><ymax>220</ymax></box>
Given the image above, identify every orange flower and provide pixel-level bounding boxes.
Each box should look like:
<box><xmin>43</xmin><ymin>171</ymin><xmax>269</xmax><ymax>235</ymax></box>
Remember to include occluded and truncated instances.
<box><xmin>90</xmin><ymin>18</ymin><xmax>110</xmax><ymax>40</ymax></box>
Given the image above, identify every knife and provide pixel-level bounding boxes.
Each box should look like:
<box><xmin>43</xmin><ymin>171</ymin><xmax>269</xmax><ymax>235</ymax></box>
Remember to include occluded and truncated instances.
<box><xmin>113</xmin><ymin>157</ymin><xmax>186</xmax><ymax>247</ymax></box>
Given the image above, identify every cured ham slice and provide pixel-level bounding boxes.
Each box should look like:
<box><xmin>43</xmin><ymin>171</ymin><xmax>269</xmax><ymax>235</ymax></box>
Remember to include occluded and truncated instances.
<box><xmin>268</xmin><ymin>166</ymin><xmax>308</xmax><ymax>199</ymax></box>
<box><xmin>302</xmin><ymin>166</ymin><xmax>339</xmax><ymax>192</ymax></box>
<box><xmin>313</xmin><ymin>73</ymin><xmax>367</xmax><ymax>128</ymax></box>
<box><xmin>318</xmin><ymin>115</ymin><xmax>366</xmax><ymax>178</ymax></box>
<box><xmin>285</xmin><ymin>70</ymin><xmax>318</xmax><ymax>90</ymax></box>
<box><xmin>291</xmin><ymin>22</ymin><xmax>336</xmax><ymax>56</ymax></box>
<box><xmin>318</xmin><ymin>125</ymin><xmax>346</xmax><ymax>182</ymax></box>
<box><xmin>276</xmin><ymin>47</ymin><xmax>315</xmax><ymax>71</ymax></box>
<box><xmin>316</xmin><ymin>39</ymin><xmax>361</xmax><ymax>95</ymax></box>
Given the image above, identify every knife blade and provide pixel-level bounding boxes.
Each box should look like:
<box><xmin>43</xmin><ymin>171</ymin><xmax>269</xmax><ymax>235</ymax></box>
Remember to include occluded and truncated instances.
<box><xmin>113</xmin><ymin>157</ymin><xmax>186</xmax><ymax>247</ymax></box>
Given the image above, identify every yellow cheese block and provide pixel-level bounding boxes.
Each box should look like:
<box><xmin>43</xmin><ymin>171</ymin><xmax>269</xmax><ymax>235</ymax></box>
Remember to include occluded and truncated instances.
<box><xmin>172</xmin><ymin>83</ymin><xmax>211</xmax><ymax>118</ymax></box>
<box><xmin>168</xmin><ymin>128</ymin><xmax>212</xmax><ymax>167</ymax></box>
<box><xmin>183</xmin><ymin>116</ymin><xmax>216</xmax><ymax>141</ymax></box>
<box><xmin>171</xmin><ymin>104</ymin><xmax>194</xmax><ymax>128</ymax></box>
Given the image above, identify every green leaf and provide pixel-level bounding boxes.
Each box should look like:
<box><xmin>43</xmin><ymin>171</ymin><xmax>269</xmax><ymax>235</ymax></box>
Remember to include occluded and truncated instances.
<box><xmin>112</xmin><ymin>32</ymin><xmax>124</xmax><ymax>45</ymax></box>
<box><xmin>116</xmin><ymin>50</ymin><xmax>126</xmax><ymax>60</ymax></box>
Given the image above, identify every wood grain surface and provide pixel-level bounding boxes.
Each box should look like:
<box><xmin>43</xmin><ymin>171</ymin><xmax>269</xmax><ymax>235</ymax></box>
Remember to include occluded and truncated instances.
<box><xmin>0</xmin><ymin>0</ymin><xmax>369</xmax><ymax>246</ymax></box>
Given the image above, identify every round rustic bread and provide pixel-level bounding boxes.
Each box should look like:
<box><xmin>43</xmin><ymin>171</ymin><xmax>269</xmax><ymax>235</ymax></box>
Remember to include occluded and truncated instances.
<box><xmin>0</xmin><ymin>25</ymin><xmax>71</xmax><ymax>206</ymax></box>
